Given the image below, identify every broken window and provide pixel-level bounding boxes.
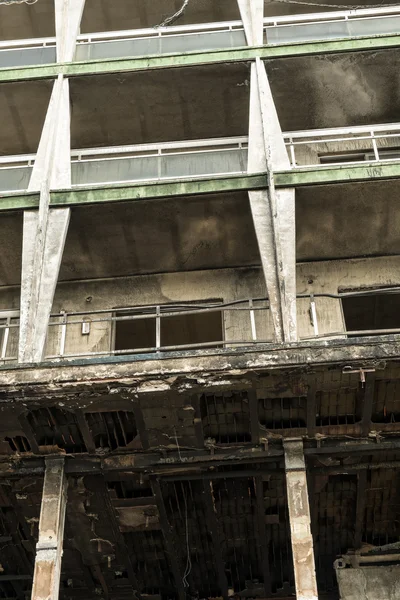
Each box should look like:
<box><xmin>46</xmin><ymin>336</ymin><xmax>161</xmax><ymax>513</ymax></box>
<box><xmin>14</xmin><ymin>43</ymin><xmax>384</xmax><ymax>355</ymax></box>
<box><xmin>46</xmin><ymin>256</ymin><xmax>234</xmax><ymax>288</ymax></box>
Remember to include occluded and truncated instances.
<box><xmin>200</xmin><ymin>391</ymin><xmax>251</xmax><ymax>444</ymax></box>
<box><xmin>341</xmin><ymin>292</ymin><xmax>400</xmax><ymax>335</ymax></box>
<box><xmin>113</xmin><ymin>301</ymin><xmax>223</xmax><ymax>353</ymax></box>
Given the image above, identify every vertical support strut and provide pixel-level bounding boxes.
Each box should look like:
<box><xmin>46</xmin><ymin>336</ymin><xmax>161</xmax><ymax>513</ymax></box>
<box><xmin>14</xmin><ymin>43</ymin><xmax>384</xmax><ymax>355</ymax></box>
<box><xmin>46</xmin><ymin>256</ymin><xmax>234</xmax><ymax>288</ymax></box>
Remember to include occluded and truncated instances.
<box><xmin>238</xmin><ymin>0</ymin><xmax>297</xmax><ymax>343</ymax></box>
<box><xmin>19</xmin><ymin>1</ymin><xmax>85</xmax><ymax>364</ymax></box>
<box><xmin>284</xmin><ymin>439</ymin><xmax>318</xmax><ymax>600</ymax></box>
<box><xmin>31</xmin><ymin>457</ymin><xmax>67</xmax><ymax>600</ymax></box>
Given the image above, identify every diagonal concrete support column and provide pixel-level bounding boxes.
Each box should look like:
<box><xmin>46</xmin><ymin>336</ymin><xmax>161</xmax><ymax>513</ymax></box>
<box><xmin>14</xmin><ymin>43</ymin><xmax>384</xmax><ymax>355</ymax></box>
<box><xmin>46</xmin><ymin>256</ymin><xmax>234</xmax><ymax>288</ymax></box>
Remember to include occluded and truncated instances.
<box><xmin>238</xmin><ymin>0</ymin><xmax>297</xmax><ymax>342</ymax></box>
<box><xmin>284</xmin><ymin>439</ymin><xmax>318</xmax><ymax>600</ymax></box>
<box><xmin>19</xmin><ymin>77</ymin><xmax>71</xmax><ymax>363</ymax></box>
<box><xmin>31</xmin><ymin>457</ymin><xmax>67</xmax><ymax>600</ymax></box>
<box><xmin>55</xmin><ymin>0</ymin><xmax>86</xmax><ymax>63</ymax></box>
<box><xmin>247</xmin><ymin>60</ymin><xmax>297</xmax><ymax>342</ymax></box>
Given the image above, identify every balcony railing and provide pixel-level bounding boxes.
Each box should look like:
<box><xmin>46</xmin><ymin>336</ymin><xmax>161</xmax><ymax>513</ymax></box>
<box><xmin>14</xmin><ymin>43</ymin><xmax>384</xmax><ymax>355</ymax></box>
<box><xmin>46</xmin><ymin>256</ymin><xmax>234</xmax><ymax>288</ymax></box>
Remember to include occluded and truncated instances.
<box><xmin>0</xmin><ymin>137</ymin><xmax>248</xmax><ymax>194</ymax></box>
<box><xmin>2</xmin><ymin>123</ymin><xmax>400</xmax><ymax>194</ymax></box>
<box><xmin>1</xmin><ymin>6</ymin><xmax>400</xmax><ymax>70</ymax></box>
<box><xmin>1</xmin><ymin>288</ymin><xmax>399</xmax><ymax>364</ymax></box>
<box><xmin>283</xmin><ymin>123</ymin><xmax>400</xmax><ymax>168</ymax></box>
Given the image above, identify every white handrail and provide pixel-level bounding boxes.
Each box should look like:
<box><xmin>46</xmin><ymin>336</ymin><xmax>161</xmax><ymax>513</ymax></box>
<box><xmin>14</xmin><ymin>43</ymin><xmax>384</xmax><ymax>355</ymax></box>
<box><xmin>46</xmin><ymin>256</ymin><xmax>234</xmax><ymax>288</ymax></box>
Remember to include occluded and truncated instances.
<box><xmin>1</xmin><ymin>5</ymin><xmax>400</xmax><ymax>52</ymax></box>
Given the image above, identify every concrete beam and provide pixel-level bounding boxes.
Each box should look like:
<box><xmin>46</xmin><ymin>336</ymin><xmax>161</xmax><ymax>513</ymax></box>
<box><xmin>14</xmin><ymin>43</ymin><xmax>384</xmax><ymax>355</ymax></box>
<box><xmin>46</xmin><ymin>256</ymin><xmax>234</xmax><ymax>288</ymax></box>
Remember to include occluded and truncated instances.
<box><xmin>248</xmin><ymin>59</ymin><xmax>296</xmax><ymax>342</ymax></box>
<box><xmin>1</xmin><ymin>35</ymin><xmax>400</xmax><ymax>83</ymax></box>
<box><xmin>31</xmin><ymin>457</ymin><xmax>67</xmax><ymax>600</ymax></box>
<box><xmin>284</xmin><ymin>439</ymin><xmax>318</xmax><ymax>600</ymax></box>
<box><xmin>19</xmin><ymin>76</ymin><xmax>71</xmax><ymax>363</ymax></box>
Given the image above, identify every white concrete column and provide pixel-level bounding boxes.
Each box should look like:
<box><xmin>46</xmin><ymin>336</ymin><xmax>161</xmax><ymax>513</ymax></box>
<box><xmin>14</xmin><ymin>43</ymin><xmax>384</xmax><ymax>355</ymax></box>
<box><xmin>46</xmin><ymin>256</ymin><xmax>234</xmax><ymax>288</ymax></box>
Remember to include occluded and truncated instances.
<box><xmin>284</xmin><ymin>439</ymin><xmax>318</xmax><ymax>600</ymax></box>
<box><xmin>238</xmin><ymin>0</ymin><xmax>297</xmax><ymax>342</ymax></box>
<box><xmin>55</xmin><ymin>0</ymin><xmax>86</xmax><ymax>63</ymax></box>
<box><xmin>19</xmin><ymin>76</ymin><xmax>71</xmax><ymax>363</ymax></box>
<box><xmin>31</xmin><ymin>457</ymin><xmax>67</xmax><ymax>600</ymax></box>
<box><xmin>237</xmin><ymin>0</ymin><xmax>264</xmax><ymax>46</ymax></box>
<box><xmin>247</xmin><ymin>59</ymin><xmax>297</xmax><ymax>342</ymax></box>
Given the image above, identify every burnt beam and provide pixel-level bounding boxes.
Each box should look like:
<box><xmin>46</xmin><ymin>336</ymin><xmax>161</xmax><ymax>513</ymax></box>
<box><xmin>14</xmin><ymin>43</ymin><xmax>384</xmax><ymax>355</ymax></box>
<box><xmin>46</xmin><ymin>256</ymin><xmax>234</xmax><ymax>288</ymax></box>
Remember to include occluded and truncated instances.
<box><xmin>151</xmin><ymin>478</ymin><xmax>186</xmax><ymax>600</ymax></box>
<box><xmin>191</xmin><ymin>394</ymin><xmax>205</xmax><ymax>448</ymax></box>
<box><xmin>306</xmin><ymin>381</ymin><xmax>317</xmax><ymax>438</ymax></box>
<box><xmin>89</xmin><ymin>475</ymin><xmax>142</xmax><ymax>599</ymax></box>
<box><xmin>31</xmin><ymin>457</ymin><xmax>67</xmax><ymax>600</ymax></box>
<box><xmin>249</xmin><ymin>390</ymin><xmax>261</xmax><ymax>444</ymax></box>
<box><xmin>254</xmin><ymin>477</ymin><xmax>272</xmax><ymax>596</ymax></box>
<box><xmin>361</xmin><ymin>373</ymin><xmax>375</xmax><ymax>436</ymax></box>
<box><xmin>75</xmin><ymin>410</ymin><xmax>96</xmax><ymax>453</ymax></box>
<box><xmin>354</xmin><ymin>469</ymin><xmax>368</xmax><ymax>550</ymax></box>
<box><xmin>202</xmin><ymin>480</ymin><xmax>229</xmax><ymax>600</ymax></box>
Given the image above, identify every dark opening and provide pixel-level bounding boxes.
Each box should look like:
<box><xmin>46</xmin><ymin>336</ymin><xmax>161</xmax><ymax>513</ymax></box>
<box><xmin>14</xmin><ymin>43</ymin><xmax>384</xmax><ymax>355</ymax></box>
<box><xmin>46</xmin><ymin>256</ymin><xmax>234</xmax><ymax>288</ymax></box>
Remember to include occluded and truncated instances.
<box><xmin>342</xmin><ymin>293</ymin><xmax>400</xmax><ymax>335</ymax></box>
<box><xmin>114</xmin><ymin>302</ymin><xmax>223</xmax><ymax>353</ymax></box>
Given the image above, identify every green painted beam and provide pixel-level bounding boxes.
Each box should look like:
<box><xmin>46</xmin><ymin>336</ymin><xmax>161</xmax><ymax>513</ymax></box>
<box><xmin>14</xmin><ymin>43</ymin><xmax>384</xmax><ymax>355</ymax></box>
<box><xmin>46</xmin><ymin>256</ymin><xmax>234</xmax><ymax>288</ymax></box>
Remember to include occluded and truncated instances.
<box><xmin>0</xmin><ymin>33</ymin><xmax>399</xmax><ymax>83</ymax></box>
<box><xmin>50</xmin><ymin>173</ymin><xmax>268</xmax><ymax>207</ymax></box>
<box><xmin>274</xmin><ymin>161</ymin><xmax>400</xmax><ymax>187</ymax></box>
<box><xmin>1</xmin><ymin>161</ymin><xmax>400</xmax><ymax>212</ymax></box>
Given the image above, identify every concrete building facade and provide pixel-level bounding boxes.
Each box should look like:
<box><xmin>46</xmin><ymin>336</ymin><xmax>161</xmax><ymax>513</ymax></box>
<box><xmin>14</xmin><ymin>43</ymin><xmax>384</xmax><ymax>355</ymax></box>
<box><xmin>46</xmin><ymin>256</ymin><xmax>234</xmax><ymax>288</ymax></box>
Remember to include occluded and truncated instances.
<box><xmin>0</xmin><ymin>0</ymin><xmax>400</xmax><ymax>598</ymax></box>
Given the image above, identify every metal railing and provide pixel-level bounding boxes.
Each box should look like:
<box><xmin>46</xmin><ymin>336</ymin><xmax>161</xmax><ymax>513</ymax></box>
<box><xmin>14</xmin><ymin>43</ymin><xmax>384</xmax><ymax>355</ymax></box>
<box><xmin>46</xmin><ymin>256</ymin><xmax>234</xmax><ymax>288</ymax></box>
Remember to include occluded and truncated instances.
<box><xmin>2</xmin><ymin>122</ymin><xmax>400</xmax><ymax>193</ymax></box>
<box><xmin>1</xmin><ymin>288</ymin><xmax>400</xmax><ymax>364</ymax></box>
<box><xmin>1</xmin><ymin>6</ymin><xmax>400</xmax><ymax>69</ymax></box>
<box><xmin>283</xmin><ymin>123</ymin><xmax>400</xmax><ymax>168</ymax></box>
<box><xmin>70</xmin><ymin>137</ymin><xmax>249</xmax><ymax>187</ymax></box>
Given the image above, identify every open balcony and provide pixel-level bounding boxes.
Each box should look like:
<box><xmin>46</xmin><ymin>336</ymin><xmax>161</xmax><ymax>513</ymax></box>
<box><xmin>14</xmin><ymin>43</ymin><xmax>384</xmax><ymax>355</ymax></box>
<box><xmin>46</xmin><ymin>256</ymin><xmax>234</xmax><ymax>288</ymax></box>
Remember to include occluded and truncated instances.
<box><xmin>1</xmin><ymin>6</ymin><xmax>400</xmax><ymax>70</ymax></box>
<box><xmin>2</xmin><ymin>121</ymin><xmax>400</xmax><ymax>194</ymax></box>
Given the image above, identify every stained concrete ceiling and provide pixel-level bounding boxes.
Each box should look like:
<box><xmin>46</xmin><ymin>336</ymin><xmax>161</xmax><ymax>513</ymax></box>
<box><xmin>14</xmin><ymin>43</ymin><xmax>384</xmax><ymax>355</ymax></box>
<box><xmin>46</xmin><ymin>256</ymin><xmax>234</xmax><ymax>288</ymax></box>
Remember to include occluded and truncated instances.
<box><xmin>0</xmin><ymin>0</ymin><xmax>54</xmax><ymax>41</ymax></box>
<box><xmin>266</xmin><ymin>49</ymin><xmax>400</xmax><ymax>131</ymax></box>
<box><xmin>69</xmin><ymin>64</ymin><xmax>250</xmax><ymax>148</ymax></box>
<box><xmin>0</xmin><ymin>178</ymin><xmax>399</xmax><ymax>288</ymax></box>
<box><xmin>0</xmin><ymin>80</ymin><xmax>52</xmax><ymax>155</ymax></box>
<box><xmin>81</xmin><ymin>0</ymin><xmax>241</xmax><ymax>34</ymax></box>
<box><xmin>59</xmin><ymin>192</ymin><xmax>260</xmax><ymax>280</ymax></box>
<box><xmin>296</xmin><ymin>178</ymin><xmax>400</xmax><ymax>261</ymax></box>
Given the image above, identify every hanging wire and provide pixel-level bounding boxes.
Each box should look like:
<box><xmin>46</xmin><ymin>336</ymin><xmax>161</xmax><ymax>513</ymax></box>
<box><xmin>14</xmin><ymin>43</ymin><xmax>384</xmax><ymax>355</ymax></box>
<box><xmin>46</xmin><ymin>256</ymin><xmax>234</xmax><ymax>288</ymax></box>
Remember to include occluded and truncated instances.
<box><xmin>0</xmin><ymin>0</ymin><xmax>38</xmax><ymax>4</ymax></box>
<box><xmin>158</xmin><ymin>0</ymin><xmax>190</xmax><ymax>27</ymax></box>
<box><xmin>182</xmin><ymin>486</ymin><xmax>192</xmax><ymax>588</ymax></box>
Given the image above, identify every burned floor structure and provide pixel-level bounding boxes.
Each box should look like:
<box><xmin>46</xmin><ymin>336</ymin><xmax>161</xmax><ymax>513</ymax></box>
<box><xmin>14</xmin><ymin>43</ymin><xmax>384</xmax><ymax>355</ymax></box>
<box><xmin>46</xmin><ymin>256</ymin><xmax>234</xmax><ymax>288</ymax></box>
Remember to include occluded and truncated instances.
<box><xmin>0</xmin><ymin>346</ymin><xmax>399</xmax><ymax>600</ymax></box>
<box><xmin>1</xmin><ymin>0</ymin><xmax>400</xmax><ymax>599</ymax></box>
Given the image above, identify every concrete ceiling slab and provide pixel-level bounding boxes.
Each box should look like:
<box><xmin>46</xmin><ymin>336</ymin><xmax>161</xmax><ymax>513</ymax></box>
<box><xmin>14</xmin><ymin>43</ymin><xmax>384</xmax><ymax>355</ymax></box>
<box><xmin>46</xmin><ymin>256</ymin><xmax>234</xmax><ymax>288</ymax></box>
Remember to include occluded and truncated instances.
<box><xmin>60</xmin><ymin>191</ymin><xmax>260</xmax><ymax>280</ymax></box>
<box><xmin>296</xmin><ymin>178</ymin><xmax>400</xmax><ymax>261</ymax></box>
<box><xmin>0</xmin><ymin>0</ymin><xmax>54</xmax><ymax>41</ymax></box>
<box><xmin>81</xmin><ymin>0</ymin><xmax>240</xmax><ymax>34</ymax></box>
<box><xmin>265</xmin><ymin>49</ymin><xmax>400</xmax><ymax>131</ymax></box>
<box><xmin>0</xmin><ymin>79</ymin><xmax>53</xmax><ymax>155</ymax></box>
<box><xmin>70</xmin><ymin>63</ymin><xmax>250</xmax><ymax>148</ymax></box>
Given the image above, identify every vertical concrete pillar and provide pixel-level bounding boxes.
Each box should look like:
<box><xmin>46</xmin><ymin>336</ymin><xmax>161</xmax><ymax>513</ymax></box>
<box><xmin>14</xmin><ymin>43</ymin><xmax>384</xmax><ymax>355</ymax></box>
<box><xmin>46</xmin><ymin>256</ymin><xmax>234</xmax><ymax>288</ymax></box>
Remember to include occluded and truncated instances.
<box><xmin>31</xmin><ymin>457</ymin><xmax>67</xmax><ymax>600</ymax></box>
<box><xmin>19</xmin><ymin>77</ymin><xmax>71</xmax><ymax>363</ymax></box>
<box><xmin>284</xmin><ymin>439</ymin><xmax>318</xmax><ymax>600</ymax></box>
<box><xmin>55</xmin><ymin>0</ymin><xmax>86</xmax><ymax>63</ymax></box>
<box><xmin>19</xmin><ymin>1</ymin><xmax>84</xmax><ymax>363</ymax></box>
<box><xmin>238</xmin><ymin>0</ymin><xmax>297</xmax><ymax>342</ymax></box>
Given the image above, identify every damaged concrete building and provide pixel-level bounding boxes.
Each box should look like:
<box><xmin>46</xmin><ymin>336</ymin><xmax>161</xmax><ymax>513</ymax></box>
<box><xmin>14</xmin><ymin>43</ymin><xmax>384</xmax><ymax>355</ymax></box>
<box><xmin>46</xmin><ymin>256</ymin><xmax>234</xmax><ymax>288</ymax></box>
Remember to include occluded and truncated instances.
<box><xmin>0</xmin><ymin>0</ymin><xmax>400</xmax><ymax>598</ymax></box>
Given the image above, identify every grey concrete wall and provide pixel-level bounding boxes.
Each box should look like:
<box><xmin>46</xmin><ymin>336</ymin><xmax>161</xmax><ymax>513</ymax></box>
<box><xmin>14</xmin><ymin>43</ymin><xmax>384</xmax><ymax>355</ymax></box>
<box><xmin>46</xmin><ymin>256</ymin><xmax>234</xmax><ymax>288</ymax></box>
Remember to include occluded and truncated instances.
<box><xmin>0</xmin><ymin>256</ymin><xmax>399</xmax><ymax>360</ymax></box>
<box><xmin>336</xmin><ymin>565</ymin><xmax>400</xmax><ymax>600</ymax></box>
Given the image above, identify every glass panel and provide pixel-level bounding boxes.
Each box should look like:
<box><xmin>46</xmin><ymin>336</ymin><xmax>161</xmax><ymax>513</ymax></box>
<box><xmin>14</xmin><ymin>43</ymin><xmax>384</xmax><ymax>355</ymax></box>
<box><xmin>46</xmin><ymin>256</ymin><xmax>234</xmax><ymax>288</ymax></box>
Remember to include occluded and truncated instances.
<box><xmin>266</xmin><ymin>15</ymin><xmax>400</xmax><ymax>45</ymax></box>
<box><xmin>0</xmin><ymin>46</ymin><xmax>56</xmax><ymax>69</ymax></box>
<box><xmin>266</xmin><ymin>21</ymin><xmax>349</xmax><ymax>44</ymax></box>
<box><xmin>71</xmin><ymin>156</ymin><xmax>159</xmax><ymax>186</ymax></box>
<box><xmin>75</xmin><ymin>29</ymin><xmax>246</xmax><ymax>61</ymax></box>
<box><xmin>160</xmin><ymin>29</ymin><xmax>246</xmax><ymax>54</ymax></box>
<box><xmin>161</xmin><ymin>149</ymin><xmax>247</xmax><ymax>179</ymax></box>
<box><xmin>348</xmin><ymin>15</ymin><xmax>400</xmax><ymax>37</ymax></box>
<box><xmin>0</xmin><ymin>166</ymin><xmax>32</xmax><ymax>192</ymax></box>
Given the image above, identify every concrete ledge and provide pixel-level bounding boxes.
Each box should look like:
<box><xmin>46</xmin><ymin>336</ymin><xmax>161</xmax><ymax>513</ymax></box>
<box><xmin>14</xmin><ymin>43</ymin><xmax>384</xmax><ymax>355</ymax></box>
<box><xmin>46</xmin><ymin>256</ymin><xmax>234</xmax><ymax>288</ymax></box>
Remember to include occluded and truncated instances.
<box><xmin>0</xmin><ymin>34</ymin><xmax>399</xmax><ymax>83</ymax></box>
<box><xmin>0</xmin><ymin>335</ymin><xmax>398</xmax><ymax>394</ymax></box>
